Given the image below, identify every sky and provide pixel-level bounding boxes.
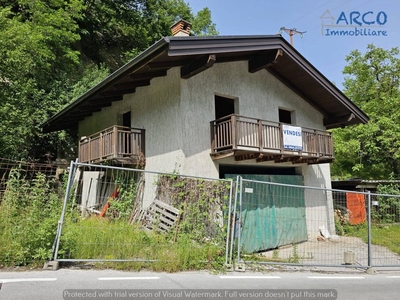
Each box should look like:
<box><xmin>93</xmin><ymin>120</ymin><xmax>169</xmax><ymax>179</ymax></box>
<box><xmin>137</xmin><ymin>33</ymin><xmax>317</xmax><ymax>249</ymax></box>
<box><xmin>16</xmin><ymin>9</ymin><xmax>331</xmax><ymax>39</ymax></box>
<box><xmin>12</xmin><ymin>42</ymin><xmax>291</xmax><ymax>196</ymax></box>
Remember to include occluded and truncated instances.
<box><xmin>186</xmin><ymin>0</ymin><xmax>399</xmax><ymax>91</ymax></box>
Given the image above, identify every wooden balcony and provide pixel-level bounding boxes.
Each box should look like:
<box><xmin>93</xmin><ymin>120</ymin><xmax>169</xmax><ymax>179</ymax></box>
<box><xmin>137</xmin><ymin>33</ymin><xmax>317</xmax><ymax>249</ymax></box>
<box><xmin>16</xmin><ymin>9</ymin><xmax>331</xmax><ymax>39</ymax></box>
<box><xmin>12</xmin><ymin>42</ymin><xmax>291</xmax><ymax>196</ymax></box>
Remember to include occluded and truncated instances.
<box><xmin>79</xmin><ymin>126</ymin><xmax>145</xmax><ymax>164</ymax></box>
<box><xmin>210</xmin><ymin>115</ymin><xmax>334</xmax><ymax>164</ymax></box>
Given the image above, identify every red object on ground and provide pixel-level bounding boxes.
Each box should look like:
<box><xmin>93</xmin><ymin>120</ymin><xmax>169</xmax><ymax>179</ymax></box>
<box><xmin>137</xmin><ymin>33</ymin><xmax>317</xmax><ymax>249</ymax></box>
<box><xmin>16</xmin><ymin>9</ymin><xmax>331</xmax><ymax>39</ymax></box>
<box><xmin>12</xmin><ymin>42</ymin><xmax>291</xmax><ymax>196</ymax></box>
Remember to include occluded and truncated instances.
<box><xmin>99</xmin><ymin>186</ymin><xmax>119</xmax><ymax>217</ymax></box>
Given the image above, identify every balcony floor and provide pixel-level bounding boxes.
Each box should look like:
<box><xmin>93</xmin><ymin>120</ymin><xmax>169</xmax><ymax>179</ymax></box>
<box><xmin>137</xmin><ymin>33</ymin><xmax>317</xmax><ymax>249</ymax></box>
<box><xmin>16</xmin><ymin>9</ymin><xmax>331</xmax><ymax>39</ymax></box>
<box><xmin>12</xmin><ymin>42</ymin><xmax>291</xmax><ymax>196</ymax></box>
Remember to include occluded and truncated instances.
<box><xmin>210</xmin><ymin>149</ymin><xmax>334</xmax><ymax>165</ymax></box>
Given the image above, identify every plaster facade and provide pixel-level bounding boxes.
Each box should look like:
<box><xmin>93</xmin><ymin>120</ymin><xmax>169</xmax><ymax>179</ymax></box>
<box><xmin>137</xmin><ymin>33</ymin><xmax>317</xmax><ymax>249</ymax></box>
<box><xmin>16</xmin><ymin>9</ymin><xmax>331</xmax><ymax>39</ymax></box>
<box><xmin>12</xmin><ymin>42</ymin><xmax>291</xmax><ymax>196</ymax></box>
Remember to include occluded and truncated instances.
<box><xmin>79</xmin><ymin>61</ymin><xmax>325</xmax><ymax>177</ymax></box>
<box><xmin>78</xmin><ymin>61</ymin><xmax>334</xmax><ymax>236</ymax></box>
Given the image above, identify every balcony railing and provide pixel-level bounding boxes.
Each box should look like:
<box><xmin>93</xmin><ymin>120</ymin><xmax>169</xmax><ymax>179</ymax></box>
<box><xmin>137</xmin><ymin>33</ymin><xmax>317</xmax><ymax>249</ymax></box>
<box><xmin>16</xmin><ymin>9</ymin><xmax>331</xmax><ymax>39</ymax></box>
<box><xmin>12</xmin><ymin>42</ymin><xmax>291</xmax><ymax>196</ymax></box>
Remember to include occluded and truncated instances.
<box><xmin>79</xmin><ymin>126</ymin><xmax>145</xmax><ymax>164</ymax></box>
<box><xmin>210</xmin><ymin>115</ymin><xmax>333</xmax><ymax>162</ymax></box>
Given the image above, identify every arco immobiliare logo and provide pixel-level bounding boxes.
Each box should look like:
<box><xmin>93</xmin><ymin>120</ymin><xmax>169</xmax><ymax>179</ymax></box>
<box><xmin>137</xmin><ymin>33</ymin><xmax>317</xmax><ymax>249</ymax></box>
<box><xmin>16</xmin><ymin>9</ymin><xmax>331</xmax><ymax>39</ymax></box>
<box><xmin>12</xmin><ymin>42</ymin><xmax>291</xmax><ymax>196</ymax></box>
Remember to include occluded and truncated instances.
<box><xmin>320</xmin><ymin>9</ymin><xmax>388</xmax><ymax>37</ymax></box>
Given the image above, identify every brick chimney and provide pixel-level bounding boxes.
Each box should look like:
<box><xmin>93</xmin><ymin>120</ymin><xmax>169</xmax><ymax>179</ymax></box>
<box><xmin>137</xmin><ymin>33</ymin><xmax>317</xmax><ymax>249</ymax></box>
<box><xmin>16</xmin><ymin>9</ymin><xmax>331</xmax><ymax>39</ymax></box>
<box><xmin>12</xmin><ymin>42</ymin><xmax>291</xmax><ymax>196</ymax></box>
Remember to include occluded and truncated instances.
<box><xmin>170</xmin><ymin>19</ymin><xmax>191</xmax><ymax>36</ymax></box>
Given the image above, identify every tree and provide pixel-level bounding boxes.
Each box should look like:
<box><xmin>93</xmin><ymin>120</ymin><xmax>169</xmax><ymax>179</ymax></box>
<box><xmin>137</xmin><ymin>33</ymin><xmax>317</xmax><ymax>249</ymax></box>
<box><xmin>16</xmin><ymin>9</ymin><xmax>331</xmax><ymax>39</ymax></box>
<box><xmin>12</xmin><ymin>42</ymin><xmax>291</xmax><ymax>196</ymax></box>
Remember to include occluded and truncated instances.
<box><xmin>0</xmin><ymin>0</ymin><xmax>218</xmax><ymax>161</ymax></box>
<box><xmin>0</xmin><ymin>0</ymin><xmax>84</xmax><ymax>159</ymax></box>
<box><xmin>77</xmin><ymin>0</ymin><xmax>219</xmax><ymax>70</ymax></box>
<box><xmin>192</xmin><ymin>7</ymin><xmax>218</xmax><ymax>36</ymax></box>
<box><xmin>331</xmin><ymin>44</ymin><xmax>400</xmax><ymax>179</ymax></box>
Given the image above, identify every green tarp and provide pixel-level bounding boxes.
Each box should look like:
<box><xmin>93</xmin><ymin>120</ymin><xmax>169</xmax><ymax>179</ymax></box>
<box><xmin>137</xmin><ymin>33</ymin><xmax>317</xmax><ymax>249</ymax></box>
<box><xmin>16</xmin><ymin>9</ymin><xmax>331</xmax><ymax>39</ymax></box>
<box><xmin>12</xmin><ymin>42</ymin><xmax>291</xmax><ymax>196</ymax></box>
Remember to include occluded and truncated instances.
<box><xmin>227</xmin><ymin>174</ymin><xmax>307</xmax><ymax>253</ymax></box>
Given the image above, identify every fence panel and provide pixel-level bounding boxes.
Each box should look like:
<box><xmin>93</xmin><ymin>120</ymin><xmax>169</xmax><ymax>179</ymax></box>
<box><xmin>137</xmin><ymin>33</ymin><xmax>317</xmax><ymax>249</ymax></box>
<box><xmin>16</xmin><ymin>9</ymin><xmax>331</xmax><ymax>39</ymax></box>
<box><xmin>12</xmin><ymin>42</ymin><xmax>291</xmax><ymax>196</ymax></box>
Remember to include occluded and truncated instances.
<box><xmin>2</xmin><ymin>160</ymin><xmax>400</xmax><ymax>270</ymax></box>
<box><xmin>232</xmin><ymin>177</ymin><xmax>400</xmax><ymax>269</ymax></box>
<box><xmin>369</xmin><ymin>193</ymin><xmax>400</xmax><ymax>267</ymax></box>
<box><xmin>52</xmin><ymin>162</ymin><xmax>233</xmax><ymax>270</ymax></box>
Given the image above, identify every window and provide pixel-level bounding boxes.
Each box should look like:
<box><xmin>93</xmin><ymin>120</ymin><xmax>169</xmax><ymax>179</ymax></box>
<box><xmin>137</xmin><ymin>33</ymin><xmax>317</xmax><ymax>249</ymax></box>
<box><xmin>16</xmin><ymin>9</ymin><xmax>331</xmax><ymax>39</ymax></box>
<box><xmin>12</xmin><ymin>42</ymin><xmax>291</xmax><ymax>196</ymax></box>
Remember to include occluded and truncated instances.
<box><xmin>215</xmin><ymin>95</ymin><xmax>236</xmax><ymax>120</ymax></box>
<box><xmin>122</xmin><ymin>111</ymin><xmax>131</xmax><ymax>128</ymax></box>
<box><xmin>279</xmin><ymin>109</ymin><xmax>292</xmax><ymax>124</ymax></box>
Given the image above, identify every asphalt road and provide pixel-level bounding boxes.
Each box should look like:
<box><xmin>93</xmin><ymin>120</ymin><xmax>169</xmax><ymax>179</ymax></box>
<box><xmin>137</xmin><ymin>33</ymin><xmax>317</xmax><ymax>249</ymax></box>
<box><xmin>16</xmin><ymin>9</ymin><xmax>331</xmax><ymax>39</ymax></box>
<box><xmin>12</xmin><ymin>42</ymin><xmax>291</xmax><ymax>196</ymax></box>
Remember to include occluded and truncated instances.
<box><xmin>0</xmin><ymin>268</ymin><xmax>399</xmax><ymax>300</ymax></box>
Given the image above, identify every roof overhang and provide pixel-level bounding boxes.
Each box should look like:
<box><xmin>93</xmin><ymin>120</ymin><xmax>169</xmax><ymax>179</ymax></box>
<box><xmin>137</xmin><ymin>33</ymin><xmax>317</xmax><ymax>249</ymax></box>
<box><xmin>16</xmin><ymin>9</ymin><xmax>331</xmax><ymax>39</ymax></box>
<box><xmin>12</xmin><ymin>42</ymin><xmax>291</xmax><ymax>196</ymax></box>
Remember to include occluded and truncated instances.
<box><xmin>42</xmin><ymin>35</ymin><xmax>369</xmax><ymax>133</ymax></box>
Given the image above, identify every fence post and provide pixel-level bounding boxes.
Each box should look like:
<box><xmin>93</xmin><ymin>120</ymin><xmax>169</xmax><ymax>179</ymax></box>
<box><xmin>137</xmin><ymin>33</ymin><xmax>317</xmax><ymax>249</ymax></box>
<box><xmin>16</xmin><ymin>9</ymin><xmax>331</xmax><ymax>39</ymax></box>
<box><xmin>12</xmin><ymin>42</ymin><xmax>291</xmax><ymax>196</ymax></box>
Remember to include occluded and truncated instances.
<box><xmin>367</xmin><ymin>190</ymin><xmax>372</xmax><ymax>268</ymax></box>
<box><xmin>237</xmin><ymin>176</ymin><xmax>243</xmax><ymax>263</ymax></box>
<box><xmin>229</xmin><ymin>176</ymin><xmax>240</xmax><ymax>264</ymax></box>
<box><xmin>52</xmin><ymin>160</ymin><xmax>77</xmax><ymax>261</ymax></box>
<box><xmin>225</xmin><ymin>179</ymin><xmax>234</xmax><ymax>265</ymax></box>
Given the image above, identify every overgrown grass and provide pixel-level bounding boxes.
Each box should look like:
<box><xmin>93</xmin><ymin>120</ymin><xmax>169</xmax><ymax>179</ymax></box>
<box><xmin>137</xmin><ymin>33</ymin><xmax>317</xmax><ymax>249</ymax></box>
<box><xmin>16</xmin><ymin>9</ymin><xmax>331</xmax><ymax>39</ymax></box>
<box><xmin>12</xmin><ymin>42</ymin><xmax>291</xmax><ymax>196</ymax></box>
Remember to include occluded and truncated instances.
<box><xmin>0</xmin><ymin>171</ymin><xmax>63</xmax><ymax>266</ymax></box>
<box><xmin>0</xmin><ymin>170</ymin><xmax>227</xmax><ymax>271</ymax></box>
<box><xmin>344</xmin><ymin>223</ymin><xmax>400</xmax><ymax>255</ymax></box>
<box><xmin>61</xmin><ymin>216</ymin><xmax>225</xmax><ymax>272</ymax></box>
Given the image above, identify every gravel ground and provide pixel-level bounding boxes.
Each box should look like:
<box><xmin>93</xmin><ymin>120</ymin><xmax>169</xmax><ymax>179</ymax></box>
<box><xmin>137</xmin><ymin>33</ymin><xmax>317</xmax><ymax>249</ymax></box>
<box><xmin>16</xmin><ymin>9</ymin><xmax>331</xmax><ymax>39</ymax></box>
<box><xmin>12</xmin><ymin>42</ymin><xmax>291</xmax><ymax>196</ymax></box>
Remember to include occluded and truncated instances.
<box><xmin>253</xmin><ymin>236</ymin><xmax>400</xmax><ymax>272</ymax></box>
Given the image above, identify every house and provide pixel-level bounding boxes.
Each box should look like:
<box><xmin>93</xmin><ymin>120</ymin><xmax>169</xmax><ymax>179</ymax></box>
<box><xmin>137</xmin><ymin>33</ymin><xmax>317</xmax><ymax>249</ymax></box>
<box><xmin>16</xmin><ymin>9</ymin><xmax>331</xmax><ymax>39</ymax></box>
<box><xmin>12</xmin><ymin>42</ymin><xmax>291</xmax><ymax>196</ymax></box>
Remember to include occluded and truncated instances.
<box><xmin>42</xmin><ymin>20</ymin><xmax>368</xmax><ymax>244</ymax></box>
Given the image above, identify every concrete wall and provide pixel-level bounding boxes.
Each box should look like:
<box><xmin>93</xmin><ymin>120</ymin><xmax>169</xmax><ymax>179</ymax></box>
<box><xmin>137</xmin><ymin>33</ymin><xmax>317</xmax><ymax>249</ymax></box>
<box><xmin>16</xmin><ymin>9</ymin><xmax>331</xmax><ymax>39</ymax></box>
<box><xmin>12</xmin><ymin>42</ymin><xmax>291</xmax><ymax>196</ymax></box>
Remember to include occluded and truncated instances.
<box><xmin>302</xmin><ymin>163</ymin><xmax>336</xmax><ymax>239</ymax></box>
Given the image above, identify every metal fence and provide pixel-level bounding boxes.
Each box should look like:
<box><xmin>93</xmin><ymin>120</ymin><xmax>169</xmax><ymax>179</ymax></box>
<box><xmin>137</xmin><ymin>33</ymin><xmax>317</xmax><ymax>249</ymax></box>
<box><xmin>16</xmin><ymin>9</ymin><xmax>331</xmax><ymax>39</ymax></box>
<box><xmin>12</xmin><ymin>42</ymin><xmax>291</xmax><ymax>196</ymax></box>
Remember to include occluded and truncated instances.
<box><xmin>229</xmin><ymin>177</ymin><xmax>400</xmax><ymax>269</ymax></box>
<box><xmin>0</xmin><ymin>157</ymin><xmax>58</xmax><ymax>199</ymax></box>
<box><xmin>52</xmin><ymin>161</ymin><xmax>234</xmax><ymax>269</ymax></box>
<box><xmin>51</xmin><ymin>165</ymin><xmax>400</xmax><ymax>270</ymax></box>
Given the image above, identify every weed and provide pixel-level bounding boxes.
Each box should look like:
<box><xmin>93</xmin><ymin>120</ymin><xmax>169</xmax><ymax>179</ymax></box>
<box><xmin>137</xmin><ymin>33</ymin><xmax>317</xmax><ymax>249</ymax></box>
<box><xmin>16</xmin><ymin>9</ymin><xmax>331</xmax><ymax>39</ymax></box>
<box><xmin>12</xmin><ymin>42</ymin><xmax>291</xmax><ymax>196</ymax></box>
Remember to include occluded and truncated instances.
<box><xmin>0</xmin><ymin>170</ymin><xmax>68</xmax><ymax>266</ymax></box>
<box><xmin>287</xmin><ymin>245</ymin><xmax>300</xmax><ymax>263</ymax></box>
<box><xmin>156</xmin><ymin>175</ymin><xmax>231</xmax><ymax>245</ymax></box>
<box><xmin>0</xmin><ymin>167</ymin><xmax>230</xmax><ymax>272</ymax></box>
<box><xmin>62</xmin><ymin>217</ymin><xmax>225</xmax><ymax>271</ymax></box>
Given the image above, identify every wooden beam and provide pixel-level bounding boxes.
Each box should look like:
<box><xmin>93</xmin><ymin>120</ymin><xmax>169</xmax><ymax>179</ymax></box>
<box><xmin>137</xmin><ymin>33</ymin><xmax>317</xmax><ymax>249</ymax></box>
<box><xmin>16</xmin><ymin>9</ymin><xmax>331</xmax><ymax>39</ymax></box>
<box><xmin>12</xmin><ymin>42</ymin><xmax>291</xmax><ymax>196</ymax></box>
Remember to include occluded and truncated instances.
<box><xmin>99</xmin><ymin>88</ymin><xmax>136</xmax><ymax>98</ymax></box>
<box><xmin>181</xmin><ymin>54</ymin><xmax>216</xmax><ymax>79</ymax></box>
<box><xmin>234</xmin><ymin>153</ymin><xmax>258</xmax><ymax>162</ymax></box>
<box><xmin>256</xmin><ymin>154</ymin><xmax>280</xmax><ymax>162</ymax></box>
<box><xmin>324</xmin><ymin>113</ymin><xmax>355</xmax><ymax>128</ymax></box>
<box><xmin>210</xmin><ymin>151</ymin><xmax>235</xmax><ymax>160</ymax></box>
<box><xmin>292</xmin><ymin>157</ymin><xmax>304</xmax><ymax>164</ymax></box>
<box><xmin>128</xmin><ymin>70</ymin><xmax>167</xmax><ymax>80</ymax></box>
<box><xmin>248</xmin><ymin>49</ymin><xmax>283</xmax><ymax>73</ymax></box>
<box><xmin>58</xmin><ymin>118</ymin><xmax>85</xmax><ymax>124</ymax></box>
<box><xmin>88</xmin><ymin>96</ymin><xmax>123</xmax><ymax>105</ymax></box>
<box><xmin>147</xmin><ymin>60</ymin><xmax>192</xmax><ymax>70</ymax></box>
<box><xmin>215</xmin><ymin>54</ymin><xmax>253</xmax><ymax>63</ymax></box>
<box><xmin>113</xmin><ymin>79</ymin><xmax>150</xmax><ymax>90</ymax></box>
<box><xmin>307</xmin><ymin>157</ymin><xmax>334</xmax><ymax>165</ymax></box>
<box><xmin>74</xmin><ymin>107</ymin><xmax>104</xmax><ymax>113</ymax></box>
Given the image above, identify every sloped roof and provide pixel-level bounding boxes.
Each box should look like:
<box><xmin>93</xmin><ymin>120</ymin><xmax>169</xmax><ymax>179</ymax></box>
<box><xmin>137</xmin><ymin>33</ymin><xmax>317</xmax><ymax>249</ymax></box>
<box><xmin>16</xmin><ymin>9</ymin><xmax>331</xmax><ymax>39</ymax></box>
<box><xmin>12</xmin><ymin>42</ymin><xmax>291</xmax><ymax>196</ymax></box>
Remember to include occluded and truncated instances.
<box><xmin>42</xmin><ymin>35</ymin><xmax>369</xmax><ymax>133</ymax></box>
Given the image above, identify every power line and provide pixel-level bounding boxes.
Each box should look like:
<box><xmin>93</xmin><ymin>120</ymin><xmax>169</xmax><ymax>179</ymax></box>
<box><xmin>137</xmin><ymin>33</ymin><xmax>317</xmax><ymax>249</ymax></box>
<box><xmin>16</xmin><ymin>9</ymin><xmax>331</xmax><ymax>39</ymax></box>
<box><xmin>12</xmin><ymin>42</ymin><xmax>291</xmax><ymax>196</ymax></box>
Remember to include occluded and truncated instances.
<box><xmin>293</xmin><ymin>0</ymin><xmax>353</xmax><ymax>29</ymax></box>
<box><xmin>301</xmin><ymin>0</ymin><xmax>375</xmax><ymax>42</ymax></box>
<box><xmin>290</xmin><ymin>0</ymin><xmax>335</xmax><ymax>25</ymax></box>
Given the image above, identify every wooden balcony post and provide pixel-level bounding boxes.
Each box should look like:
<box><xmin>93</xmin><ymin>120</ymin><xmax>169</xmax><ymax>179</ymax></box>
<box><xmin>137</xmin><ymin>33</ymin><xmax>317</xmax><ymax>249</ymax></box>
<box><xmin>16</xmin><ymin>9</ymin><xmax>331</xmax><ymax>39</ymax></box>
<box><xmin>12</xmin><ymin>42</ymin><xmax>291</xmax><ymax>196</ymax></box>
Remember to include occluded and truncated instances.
<box><xmin>100</xmin><ymin>132</ymin><xmax>103</xmax><ymax>161</ymax></box>
<box><xmin>258</xmin><ymin>119</ymin><xmax>263</xmax><ymax>151</ymax></box>
<box><xmin>89</xmin><ymin>137</ymin><xmax>92</xmax><ymax>163</ymax></box>
<box><xmin>314</xmin><ymin>130</ymin><xmax>318</xmax><ymax>156</ymax></box>
<box><xmin>141</xmin><ymin>129</ymin><xmax>146</xmax><ymax>156</ymax></box>
<box><xmin>113</xmin><ymin>126</ymin><xmax>118</xmax><ymax>158</ymax></box>
<box><xmin>279</xmin><ymin>123</ymin><xmax>284</xmax><ymax>153</ymax></box>
<box><xmin>232</xmin><ymin>115</ymin><xmax>237</xmax><ymax>149</ymax></box>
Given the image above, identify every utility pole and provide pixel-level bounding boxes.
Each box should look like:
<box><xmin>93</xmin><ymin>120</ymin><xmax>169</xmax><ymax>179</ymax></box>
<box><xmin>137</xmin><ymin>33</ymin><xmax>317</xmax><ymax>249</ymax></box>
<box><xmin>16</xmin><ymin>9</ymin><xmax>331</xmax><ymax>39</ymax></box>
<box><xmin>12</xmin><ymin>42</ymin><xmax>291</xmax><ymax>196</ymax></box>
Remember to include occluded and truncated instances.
<box><xmin>279</xmin><ymin>27</ymin><xmax>306</xmax><ymax>46</ymax></box>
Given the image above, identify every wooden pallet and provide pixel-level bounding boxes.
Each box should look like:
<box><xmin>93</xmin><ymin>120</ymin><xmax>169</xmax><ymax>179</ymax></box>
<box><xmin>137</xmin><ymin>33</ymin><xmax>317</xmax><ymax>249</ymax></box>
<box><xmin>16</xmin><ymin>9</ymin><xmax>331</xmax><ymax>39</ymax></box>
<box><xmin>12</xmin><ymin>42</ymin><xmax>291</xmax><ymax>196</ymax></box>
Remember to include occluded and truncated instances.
<box><xmin>140</xmin><ymin>200</ymin><xmax>180</xmax><ymax>233</ymax></box>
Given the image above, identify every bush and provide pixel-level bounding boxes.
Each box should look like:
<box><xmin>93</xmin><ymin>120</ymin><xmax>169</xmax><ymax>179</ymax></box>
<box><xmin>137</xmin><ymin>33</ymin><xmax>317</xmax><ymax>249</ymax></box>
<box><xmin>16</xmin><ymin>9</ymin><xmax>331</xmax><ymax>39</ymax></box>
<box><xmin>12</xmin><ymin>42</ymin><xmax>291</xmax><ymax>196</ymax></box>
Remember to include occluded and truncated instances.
<box><xmin>0</xmin><ymin>170</ymin><xmax>64</xmax><ymax>265</ymax></box>
<box><xmin>374</xmin><ymin>181</ymin><xmax>400</xmax><ymax>223</ymax></box>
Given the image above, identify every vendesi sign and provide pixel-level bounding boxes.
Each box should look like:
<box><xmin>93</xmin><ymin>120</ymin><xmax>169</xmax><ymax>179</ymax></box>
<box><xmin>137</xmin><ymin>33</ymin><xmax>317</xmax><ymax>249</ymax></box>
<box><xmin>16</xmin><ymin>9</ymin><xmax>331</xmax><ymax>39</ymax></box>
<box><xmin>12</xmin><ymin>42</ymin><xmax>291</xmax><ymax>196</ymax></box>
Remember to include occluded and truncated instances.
<box><xmin>320</xmin><ymin>9</ymin><xmax>388</xmax><ymax>37</ymax></box>
<box><xmin>282</xmin><ymin>125</ymin><xmax>302</xmax><ymax>151</ymax></box>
